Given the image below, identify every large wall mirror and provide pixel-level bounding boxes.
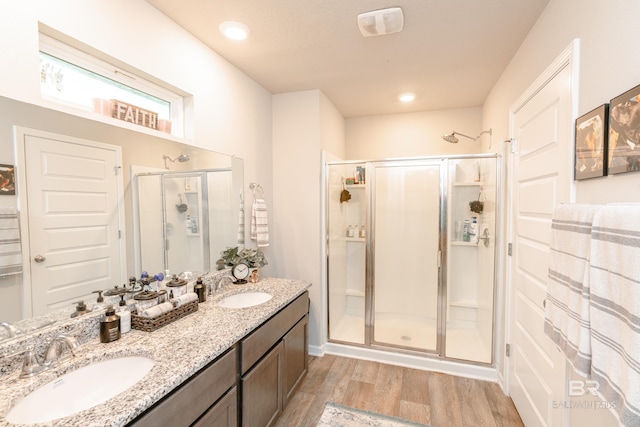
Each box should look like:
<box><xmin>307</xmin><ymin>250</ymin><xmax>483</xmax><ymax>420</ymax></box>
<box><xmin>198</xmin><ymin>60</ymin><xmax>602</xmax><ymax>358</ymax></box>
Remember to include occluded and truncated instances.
<box><xmin>0</xmin><ymin>96</ymin><xmax>243</xmax><ymax>337</ymax></box>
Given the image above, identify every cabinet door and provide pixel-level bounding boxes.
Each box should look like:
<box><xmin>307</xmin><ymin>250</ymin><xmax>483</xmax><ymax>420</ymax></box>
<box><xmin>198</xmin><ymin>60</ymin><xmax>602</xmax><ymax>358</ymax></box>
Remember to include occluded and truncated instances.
<box><xmin>193</xmin><ymin>386</ymin><xmax>237</xmax><ymax>427</ymax></box>
<box><xmin>241</xmin><ymin>342</ymin><xmax>283</xmax><ymax>427</ymax></box>
<box><xmin>282</xmin><ymin>315</ymin><xmax>308</xmax><ymax>406</ymax></box>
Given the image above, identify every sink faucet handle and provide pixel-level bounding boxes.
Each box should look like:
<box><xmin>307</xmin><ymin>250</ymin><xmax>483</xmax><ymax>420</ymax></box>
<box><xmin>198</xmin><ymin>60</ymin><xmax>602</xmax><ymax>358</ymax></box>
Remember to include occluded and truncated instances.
<box><xmin>2</xmin><ymin>348</ymin><xmax>44</xmax><ymax>378</ymax></box>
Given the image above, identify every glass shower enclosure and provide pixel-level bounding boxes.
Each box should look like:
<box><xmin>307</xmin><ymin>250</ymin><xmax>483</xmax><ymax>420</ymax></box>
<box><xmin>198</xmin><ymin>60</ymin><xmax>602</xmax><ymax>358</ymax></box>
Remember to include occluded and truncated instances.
<box><xmin>326</xmin><ymin>154</ymin><xmax>499</xmax><ymax>364</ymax></box>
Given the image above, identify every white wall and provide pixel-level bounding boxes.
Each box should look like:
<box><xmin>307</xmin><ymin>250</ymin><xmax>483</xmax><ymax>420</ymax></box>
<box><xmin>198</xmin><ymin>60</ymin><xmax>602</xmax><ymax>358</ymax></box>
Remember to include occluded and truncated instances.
<box><xmin>272</xmin><ymin>90</ymin><xmax>345</xmax><ymax>351</ymax></box>
<box><xmin>346</xmin><ymin>107</ymin><xmax>483</xmax><ymax>160</ymax></box>
<box><xmin>484</xmin><ymin>1</ymin><xmax>640</xmax><ymax>425</ymax></box>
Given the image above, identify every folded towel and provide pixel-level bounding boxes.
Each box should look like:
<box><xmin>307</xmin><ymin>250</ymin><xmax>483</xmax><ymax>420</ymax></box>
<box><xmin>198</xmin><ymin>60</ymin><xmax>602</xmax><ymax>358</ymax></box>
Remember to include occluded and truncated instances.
<box><xmin>589</xmin><ymin>203</ymin><xmax>640</xmax><ymax>426</ymax></box>
<box><xmin>139</xmin><ymin>301</ymin><xmax>174</xmax><ymax>318</ymax></box>
<box><xmin>237</xmin><ymin>193</ymin><xmax>245</xmax><ymax>245</ymax></box>
<box><xmin>544</xmin><ymin>203</ymin><xmax>602</xmax><ymax>377</ymax></box>
<box><xmin>173</xmin><ymin>292</ymin><xmax>198</xmax><ymax>307</ymax></box>
<box><xmin>250</xmin><ymin>198</ymin><xmax>269</xmax><ymax>247</ymax></box>
<box><xmin>0</xmin><ymin>206</ymin><xmax>22</xmax><ymax>277</ymax></box>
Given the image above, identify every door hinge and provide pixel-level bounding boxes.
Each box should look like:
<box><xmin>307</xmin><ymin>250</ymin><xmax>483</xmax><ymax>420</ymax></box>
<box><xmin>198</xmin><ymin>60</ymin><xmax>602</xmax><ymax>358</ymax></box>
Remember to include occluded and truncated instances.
<box><xmin>114</xmin><ymin>165</ymin><xmax>121</xmax><ymax>175</ymax></box>
<box><xmin>508</xmin><ymin>243</ymin><xmax>513</xmax><ymax>256</ymax></box>
<box><xmin>509</xmin><ymin>138</ymin><xmax>517</xmax><ymax>153</ymax></box>
<box><xmin>506</xmin><ymin>343</ymin><xmax>511</xmax><ymax>357</ymax></box>
<box><xmin>118</xmin><ymin>230</ymin><xmax>122</xmax><ymax>239</ymax></box>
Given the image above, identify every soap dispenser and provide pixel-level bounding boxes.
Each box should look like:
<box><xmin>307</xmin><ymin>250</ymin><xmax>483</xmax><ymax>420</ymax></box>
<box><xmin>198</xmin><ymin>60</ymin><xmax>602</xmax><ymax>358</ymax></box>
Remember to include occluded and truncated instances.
<box><xmin>100</xmin><ymin>305</ymin><xmax>121</xmax><ymax>343</ymax></box>
<box><xmin>92</xmin><ymin>290</ymin><xmax>107</xmax><ymax>311</ymax></box>
<box><xmin>194</xmin><ymin>277</ymin><xmax>206</xmax><ymax>303</ymax></box>
<box><xmin>71</xmin><ymin>301</ymin><xmax>91</xmax><ymax>318</ymax></box>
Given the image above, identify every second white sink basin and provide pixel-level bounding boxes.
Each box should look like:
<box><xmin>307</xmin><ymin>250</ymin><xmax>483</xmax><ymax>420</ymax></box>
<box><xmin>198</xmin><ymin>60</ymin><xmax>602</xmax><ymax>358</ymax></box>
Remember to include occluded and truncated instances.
<box><xmin>6</xmin><ymin>356</ymin><xmax>154</xmax><ymax>424</ymax></box>
<box><xmin>218</xmin><ymin>292</ymin><xmax>272</xmax><ymax>308</ymax></box>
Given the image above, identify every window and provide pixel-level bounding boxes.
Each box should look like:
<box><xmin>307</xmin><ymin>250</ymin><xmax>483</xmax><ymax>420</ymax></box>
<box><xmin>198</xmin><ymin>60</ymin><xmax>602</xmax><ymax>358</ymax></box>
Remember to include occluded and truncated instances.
<box><xmin>39</xmin><ymin>34</ymin><xmax>184</xmax><ymax>136</ymax></box>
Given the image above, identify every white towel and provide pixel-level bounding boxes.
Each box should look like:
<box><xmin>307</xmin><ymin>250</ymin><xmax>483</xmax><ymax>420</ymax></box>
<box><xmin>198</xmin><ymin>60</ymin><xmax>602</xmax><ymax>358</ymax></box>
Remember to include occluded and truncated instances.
<box><xmin>250</xmin><ymin>198</ymin><xmax>269</xmax><ymax>247</ymax></box>
<box><xmin>237</xmin><ymin>193</ymin><xmax>245</xmax><ymax>245</ymax></box>
<box><xmin>589</xmin><ymin>203</ymin><xmax>640</xmax><ymax>427</ymax></box>
<box><xmin>544</xmin><ymin>203</ymin><xmax>602</xmax><ymax>377</ymax></box>
<box><xmin>0</xmin><ymin>206</ymin><xmax>22</xmax><ymax>277</ymax></box>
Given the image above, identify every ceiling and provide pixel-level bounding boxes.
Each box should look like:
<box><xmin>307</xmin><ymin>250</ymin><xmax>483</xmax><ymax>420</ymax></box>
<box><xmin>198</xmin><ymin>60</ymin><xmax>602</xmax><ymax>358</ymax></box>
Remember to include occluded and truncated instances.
<box><xmin>146</xmin><ymin>0</ymin><xmax>549</xmax><ymax>118</ymax></box>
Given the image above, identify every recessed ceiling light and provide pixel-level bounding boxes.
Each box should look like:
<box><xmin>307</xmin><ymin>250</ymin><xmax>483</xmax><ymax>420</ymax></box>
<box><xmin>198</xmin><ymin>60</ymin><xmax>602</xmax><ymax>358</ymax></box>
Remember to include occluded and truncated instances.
<box><xmin>399</xmin><ymin>93</ymin><xmax>416</xmax><ymax>103</ymax></box>
<box><xmin>219</xmin><ymin>21</ymin><xmax>251</xmax><ymax>41</ymax></box>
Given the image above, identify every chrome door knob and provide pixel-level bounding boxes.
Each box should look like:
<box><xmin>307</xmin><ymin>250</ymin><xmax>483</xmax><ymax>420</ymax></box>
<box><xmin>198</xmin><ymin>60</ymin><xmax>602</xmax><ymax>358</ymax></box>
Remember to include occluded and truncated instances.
<box><xmin>34</xmin><ymin>255</ymin><xmax>46</xmax><ymax>263</ymax></box>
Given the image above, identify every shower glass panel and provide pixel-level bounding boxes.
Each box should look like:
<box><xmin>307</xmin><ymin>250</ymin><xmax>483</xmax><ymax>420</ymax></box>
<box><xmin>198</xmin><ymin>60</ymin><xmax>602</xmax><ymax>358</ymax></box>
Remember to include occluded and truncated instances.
<box><xmin>371</xmin><ymin>161</ymin><xmax>442</xmax><ymax>352</ymax></box>
<box><xmin>327</xmin><ymin>162</ymin><xmax>367</xmax><ymax>345</ymax></box>
<box><xmin>445</xmin><ymin>157</ymin><xmax>497</xmax><ymax>363</ymax></box>
<box><xmin>326</xmin><ymin>154</ymin><xmax>499</xmax><ymax>365</ymax></box>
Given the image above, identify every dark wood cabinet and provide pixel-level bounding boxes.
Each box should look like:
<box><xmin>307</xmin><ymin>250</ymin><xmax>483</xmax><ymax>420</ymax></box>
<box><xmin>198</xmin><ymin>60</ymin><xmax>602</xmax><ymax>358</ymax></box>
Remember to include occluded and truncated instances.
<box><xmin>129</xmin><ymin>347</ymin><xmax>237</xmax><ymax>427</ymax></box>
<box><xmin>127</xmin><ymin>291</ymin><xmax>309</xmax><ymax>427</ymax></box>
<box><xmin>240</xmin><ymin>292</ymin><xmax>309</xmax><ymax>427</ymax></box>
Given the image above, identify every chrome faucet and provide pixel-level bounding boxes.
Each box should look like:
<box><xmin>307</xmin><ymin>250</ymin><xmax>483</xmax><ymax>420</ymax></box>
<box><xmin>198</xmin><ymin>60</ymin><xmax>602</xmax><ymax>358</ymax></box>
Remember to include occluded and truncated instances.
<box><xmin>43</xmin><ymin>335</ymin><xmax>79</xmax><ymax>366</ymax></box>
<box><xmin>213</xmin><ymin>275</ymin><xmax>234</xmax><ymax>294</ymax></box>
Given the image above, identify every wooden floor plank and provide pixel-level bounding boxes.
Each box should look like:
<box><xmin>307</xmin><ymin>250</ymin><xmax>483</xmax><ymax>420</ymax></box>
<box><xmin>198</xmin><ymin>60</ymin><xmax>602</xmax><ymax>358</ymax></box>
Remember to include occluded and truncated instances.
<box><xmin>276</xmin><ymin>354</ymin><xmax>523</xmax><ymax>427</ymax></box>
<box><xmin>370</xmin><ymin>362</ymin><xmax>404</xmax><ymax>416</ymax></box>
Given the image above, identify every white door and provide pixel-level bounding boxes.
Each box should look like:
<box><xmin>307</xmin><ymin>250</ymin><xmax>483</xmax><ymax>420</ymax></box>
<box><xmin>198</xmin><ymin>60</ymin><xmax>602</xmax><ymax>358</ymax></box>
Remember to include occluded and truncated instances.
<box><xmin>17</xmin><ymin>128</ymin><xmax>125</xmax><ymax>316</ymax></box>
<box><xmin>507</xmin><ymin>43</ymin><xmax>577</xmax><ymax>426</ymax></box>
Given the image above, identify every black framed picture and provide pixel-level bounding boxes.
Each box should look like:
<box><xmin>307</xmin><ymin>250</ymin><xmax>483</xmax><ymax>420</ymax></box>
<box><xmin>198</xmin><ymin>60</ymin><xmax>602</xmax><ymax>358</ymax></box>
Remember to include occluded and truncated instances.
<box><xmin>0</xmin><ymin>164</ymin><xmax>15</xmax><ymax>195</ymax></box>
<box><xmin>575</xmin><ymin>104</ymin><xmax>608</xmax><ymax>180</ymax></box>
<box><xmin>608</xmin><ymin>84</ymin><xmax>640</xmax><ymax>174</ymax></box>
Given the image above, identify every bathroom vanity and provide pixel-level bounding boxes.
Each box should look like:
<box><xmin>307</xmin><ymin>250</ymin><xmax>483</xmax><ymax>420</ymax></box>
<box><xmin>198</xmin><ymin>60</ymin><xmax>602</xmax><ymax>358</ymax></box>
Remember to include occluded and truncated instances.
<box><xmin>0</xmin><ymin>277</ymin><xmax>311</xmax><ymax>427</ymax></box>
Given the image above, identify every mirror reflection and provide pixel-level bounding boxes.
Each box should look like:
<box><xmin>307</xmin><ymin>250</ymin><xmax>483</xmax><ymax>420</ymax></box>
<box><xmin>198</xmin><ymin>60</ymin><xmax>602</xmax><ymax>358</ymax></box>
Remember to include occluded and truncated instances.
<box><xmin>0</xmin><ymin>96</ymin><xmax>243</xmax><ymax>337</ymax></box>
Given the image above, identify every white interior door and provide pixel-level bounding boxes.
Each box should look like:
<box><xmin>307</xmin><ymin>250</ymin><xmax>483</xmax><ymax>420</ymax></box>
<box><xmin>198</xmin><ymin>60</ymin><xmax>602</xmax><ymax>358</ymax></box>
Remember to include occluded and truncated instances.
<box><xmin>507</xmin><ymin>44</ymin><xmax>577</xmax><ymax>426</ymax></box>
<box><xmin>17</xmin><ymin>128</ymin><xmax>125</xmax><ymax>316</ymax></box>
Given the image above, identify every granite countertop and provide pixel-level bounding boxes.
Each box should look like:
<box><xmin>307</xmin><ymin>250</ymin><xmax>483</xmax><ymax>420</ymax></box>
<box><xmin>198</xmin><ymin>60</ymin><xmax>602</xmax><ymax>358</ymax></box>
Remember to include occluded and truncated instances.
<box><xmin>0</xmin><ymin>277</ymin><xmax>311</xmax><ymax>427</ymax></box>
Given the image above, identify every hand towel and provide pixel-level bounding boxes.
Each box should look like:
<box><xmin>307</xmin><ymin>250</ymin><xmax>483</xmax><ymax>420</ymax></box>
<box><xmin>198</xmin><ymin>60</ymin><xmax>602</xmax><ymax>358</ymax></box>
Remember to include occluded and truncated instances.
<box><xmin>173</xmin><ymin>292</ymin><xmax>198</xmax><ymax>307</ymax></box>
<box><xmin>139</xmin><ymin>301</ymin><xmax>174</xmax><ymax>318</ymax></box>
<box><xmin>250</xmin><ymin>198</ymin><xmax>269</xmax><ymax>247</ymax></box>
<box><xmin>0</xmin><ymin>206</ymin><xmax>22</xmax><ymax>277</ymax></box>
<box><xmin>589</xmin><ymin>203</ymin><xmax>640</xmax><ymax>426</ymax></box>
<box><xmin>544</xmin><ymin>203</ymin><xmax>602</xmax><ymax>377</ymax></box>
<box><xmin>237</xmin><ymin>193</ymin><xmax>245</xmax><ymax>245</ymax></box>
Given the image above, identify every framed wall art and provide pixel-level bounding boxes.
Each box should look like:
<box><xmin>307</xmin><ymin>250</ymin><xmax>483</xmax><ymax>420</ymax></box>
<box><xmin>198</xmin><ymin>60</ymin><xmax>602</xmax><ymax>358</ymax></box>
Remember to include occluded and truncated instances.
<box><xmin>608</xmin><ymin>84</ymin><xmax>640</xmax><ymax>174</ymax></box>
<box><xmin>575</xmin><ymin>104</ymin><xmax>608</xmax><ymax>180</ymax></box>
<box><xmin>0</xmin><ymin>164</ymin><xmax>15</xmax><ymax>195</ymax></box>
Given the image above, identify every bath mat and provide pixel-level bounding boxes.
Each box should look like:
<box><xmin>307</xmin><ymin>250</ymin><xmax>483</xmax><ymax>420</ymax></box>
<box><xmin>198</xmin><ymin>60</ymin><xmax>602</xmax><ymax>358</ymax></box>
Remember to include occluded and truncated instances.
<box><xmin>317</xmin><ymin>402</ymin><xmax>431</xmax><ymax>427</ymax></box>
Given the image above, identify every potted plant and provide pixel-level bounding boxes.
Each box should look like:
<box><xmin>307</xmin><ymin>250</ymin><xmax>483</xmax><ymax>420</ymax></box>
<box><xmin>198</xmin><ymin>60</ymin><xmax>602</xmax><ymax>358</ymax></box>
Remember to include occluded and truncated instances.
<box><xmin>220</xmin><ymin>246</ymin><xmax>268</xmax><ymax>268</ymax></box>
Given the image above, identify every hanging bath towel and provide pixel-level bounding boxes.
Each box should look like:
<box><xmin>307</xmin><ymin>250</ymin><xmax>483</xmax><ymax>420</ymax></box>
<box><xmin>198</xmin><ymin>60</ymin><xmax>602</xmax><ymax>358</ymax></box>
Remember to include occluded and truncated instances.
<box><xmin>589</xmin><ymin>203</ymin><xmax>640</xmax><ymax>426</ymax></box>
<box><xmin>544</xmin><ymin>203</ymin><xmax>602</xmax><ymax>378</ymax></box>
<box><xmin>0</xmin><ymin>206</ymin><xmax>22</xmax><ymax>277</ymax></box>
<box><xmin>237</xmin><ymin>193</ymin><xmax>245</xmax><ymax>246</ymax></box>
<box><xmin>250</xmin><ymin>198</ymin><xmax>269</xmax><ymax>247</ymax></box>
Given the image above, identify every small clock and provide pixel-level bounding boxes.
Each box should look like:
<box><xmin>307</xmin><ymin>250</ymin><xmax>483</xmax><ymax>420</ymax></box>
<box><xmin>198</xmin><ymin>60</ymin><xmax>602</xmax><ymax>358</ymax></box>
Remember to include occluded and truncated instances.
<box><xmin>231</xmin><ymin>262</ymin><xmax>250</xmax><ymax>284</ymax></box>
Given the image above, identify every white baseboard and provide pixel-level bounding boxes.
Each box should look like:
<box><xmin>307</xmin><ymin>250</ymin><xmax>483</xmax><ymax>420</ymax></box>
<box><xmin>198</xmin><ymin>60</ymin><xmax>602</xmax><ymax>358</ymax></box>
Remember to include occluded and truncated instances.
<box><xmin>322</xmin><ymin>342</ymin><xmax>499</xmax><ymax>382</ymax></box>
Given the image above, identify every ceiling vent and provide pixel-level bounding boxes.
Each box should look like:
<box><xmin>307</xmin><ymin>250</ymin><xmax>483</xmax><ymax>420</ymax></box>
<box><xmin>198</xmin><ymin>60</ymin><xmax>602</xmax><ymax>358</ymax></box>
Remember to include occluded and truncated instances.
<box><xmin>357</xmin><ymin>7</ymin><xmax>404</xmax><ymax>37</ymax></box>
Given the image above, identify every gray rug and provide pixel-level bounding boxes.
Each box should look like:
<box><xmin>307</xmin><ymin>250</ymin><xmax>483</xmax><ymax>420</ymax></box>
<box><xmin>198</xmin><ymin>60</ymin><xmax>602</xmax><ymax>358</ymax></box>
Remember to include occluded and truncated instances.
<box><xmin>317</xmin><ymin>402</ymin><xmax>431</xmax><ymax>427</ymax></box>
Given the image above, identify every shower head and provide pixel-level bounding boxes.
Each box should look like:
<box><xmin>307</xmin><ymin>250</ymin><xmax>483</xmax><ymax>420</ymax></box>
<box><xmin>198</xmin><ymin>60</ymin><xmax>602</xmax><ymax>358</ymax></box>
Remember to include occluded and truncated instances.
<box><xmin>442</xmin><ymin>132</ymin><xmax>460</xmax><ymax>143</ymax></box>
<box><xmin>163</xmin><ymin>153</ymin><xmax>190</xmax><ymax>169</ymax></box>
<box><xmin>441</xmin><ymin>129</ymin><xmax>492</xmax><ymax>144</ymax></box>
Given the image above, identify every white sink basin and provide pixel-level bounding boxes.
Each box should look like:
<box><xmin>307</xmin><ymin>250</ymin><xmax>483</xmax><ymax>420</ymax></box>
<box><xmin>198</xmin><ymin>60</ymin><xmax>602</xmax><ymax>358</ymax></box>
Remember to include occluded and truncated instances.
<box><xmin>218</xmin><ymin>292</ymin><xmax>272</xmax><ymax>308</ymax></box>
<box><xmin>6</xmin><ymin>356</ymin><xmax>154</xmax><ymax>424</ymax></box>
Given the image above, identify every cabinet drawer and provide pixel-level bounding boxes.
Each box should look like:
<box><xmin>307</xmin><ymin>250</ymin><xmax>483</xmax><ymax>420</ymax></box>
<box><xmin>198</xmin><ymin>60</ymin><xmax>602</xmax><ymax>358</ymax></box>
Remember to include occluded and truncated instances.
<box><xmin>193</xmin><ymin>386</ymin><xmax>238</xmax><ymax>427</ymax></box>
<box><xmin>241</xmin><ymin>291</ymin><xmax>309</xmax><ymax>374</ymax></box>
<box><xmin>130</xmin><ymin>346</ymin><xmax>237</xmax><ymax>427</ymax></box>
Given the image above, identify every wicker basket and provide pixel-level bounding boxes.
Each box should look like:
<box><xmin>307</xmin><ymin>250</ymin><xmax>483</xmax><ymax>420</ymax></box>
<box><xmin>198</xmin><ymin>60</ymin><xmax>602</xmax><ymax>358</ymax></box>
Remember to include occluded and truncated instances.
<box><xmin>131</xmin><ymin>299</ymin><xmax>199</xmax><ymax>332</ymax></box>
